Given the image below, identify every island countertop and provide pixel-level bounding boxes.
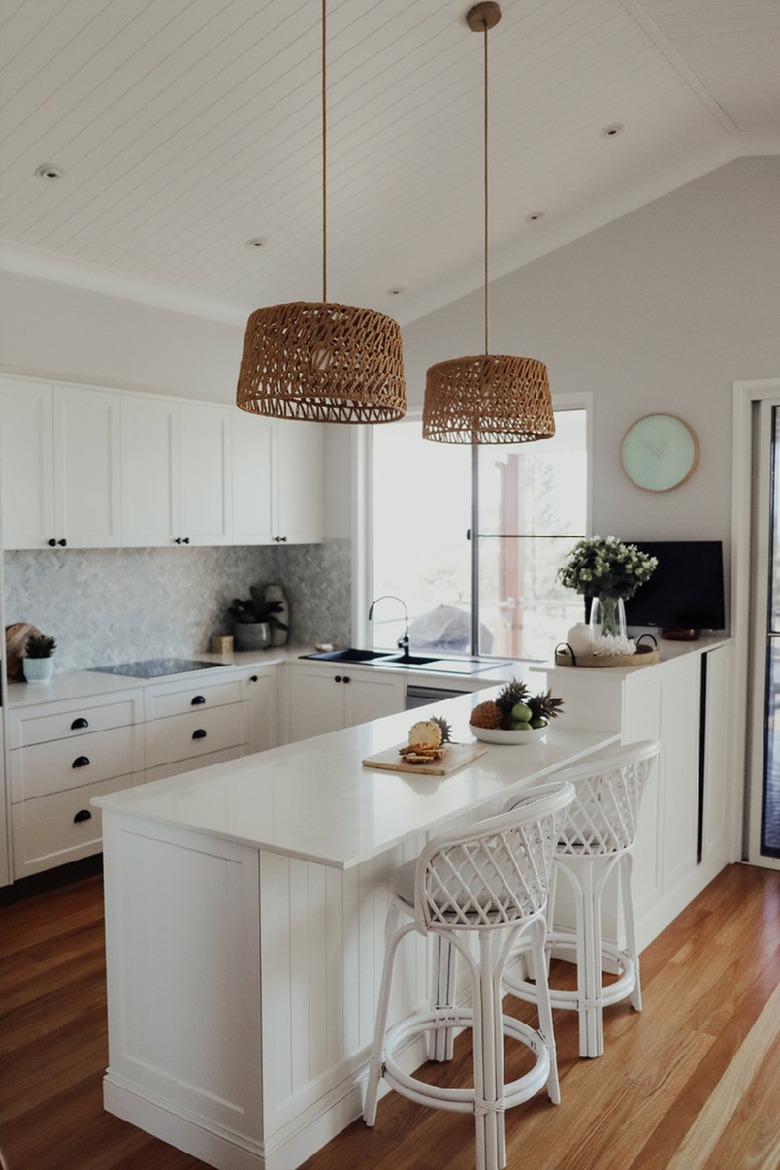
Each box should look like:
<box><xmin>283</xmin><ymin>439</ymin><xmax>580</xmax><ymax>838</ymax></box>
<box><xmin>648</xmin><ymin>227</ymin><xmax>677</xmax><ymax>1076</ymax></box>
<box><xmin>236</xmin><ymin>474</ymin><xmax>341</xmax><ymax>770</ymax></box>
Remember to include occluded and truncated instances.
<box><xmin>93</xmin><ymin>692</ymin><xmax>617</xmax><ymax>869</ymax></box>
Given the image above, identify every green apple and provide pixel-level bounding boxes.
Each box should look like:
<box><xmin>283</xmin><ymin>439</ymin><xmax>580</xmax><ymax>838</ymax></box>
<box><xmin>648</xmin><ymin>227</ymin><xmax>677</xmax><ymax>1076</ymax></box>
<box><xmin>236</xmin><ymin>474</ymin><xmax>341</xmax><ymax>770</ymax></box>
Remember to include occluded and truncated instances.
<box><xmin>511</xmin><ymin>702</ymin><xmax>533</xmax><ymax>723</ymax></box>
<box><xmin>510</xmin><ymin>719</ymin><xmax>533</xmax><ymax>730</ymax></box>
<box><xmin>530</xmin><ymin>717</ymin><xmax>547</xmax><ymax>729</ymax></box>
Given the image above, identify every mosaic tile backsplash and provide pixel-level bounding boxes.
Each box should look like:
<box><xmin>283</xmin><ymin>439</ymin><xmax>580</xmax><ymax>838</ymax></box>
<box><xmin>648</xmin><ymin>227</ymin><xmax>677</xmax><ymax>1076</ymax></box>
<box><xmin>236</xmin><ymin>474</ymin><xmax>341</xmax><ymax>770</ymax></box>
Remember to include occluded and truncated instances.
<box><xmin>3</xmin><ymin>540</ymin><xmax>351</xmax><ymax>673</ymax></box>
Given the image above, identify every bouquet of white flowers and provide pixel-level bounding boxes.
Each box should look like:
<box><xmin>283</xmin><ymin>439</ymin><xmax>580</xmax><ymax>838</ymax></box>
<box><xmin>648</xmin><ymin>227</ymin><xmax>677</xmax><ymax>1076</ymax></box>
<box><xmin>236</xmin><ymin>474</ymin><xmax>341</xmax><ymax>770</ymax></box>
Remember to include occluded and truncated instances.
<box><xmin>558</xmin><ymin>536</ymin><xmax>658</xmax><ymax>601</ymax></box>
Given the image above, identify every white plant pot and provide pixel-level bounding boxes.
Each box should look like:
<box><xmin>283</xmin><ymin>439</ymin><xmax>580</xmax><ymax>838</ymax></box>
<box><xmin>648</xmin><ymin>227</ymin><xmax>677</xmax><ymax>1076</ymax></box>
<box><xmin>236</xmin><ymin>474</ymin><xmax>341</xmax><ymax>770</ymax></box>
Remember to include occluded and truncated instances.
<box><xmin>23</xmin><ymin>657</ymin><xmax>53</xmax><ymax>683</ymax></box>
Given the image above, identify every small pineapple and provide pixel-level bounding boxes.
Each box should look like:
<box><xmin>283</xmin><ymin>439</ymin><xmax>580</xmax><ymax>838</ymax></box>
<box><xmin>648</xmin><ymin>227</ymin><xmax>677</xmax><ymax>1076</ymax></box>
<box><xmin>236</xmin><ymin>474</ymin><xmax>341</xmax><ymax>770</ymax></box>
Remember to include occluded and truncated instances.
<box><xmin>495</xmin><ymin>678</ymin><xmax>530</xmax><ymax>720</ymax></box>
<box><xmin>408</xmin><ymin>720</ymin><xmax>442</xmax><ymax>750</ymax></box>
<box><xmin>469</xmin><ymin>700</ymin><xmax>502</xmax><ymax>729</ymax></box>
<box><xmin>429</xmin><ymin>714</ymin><xmax>453</xmax><ymax>744</ymax></box>
<box><xmin>527</xmin><ymin>689</ymin><xmax>565</xmax><ymax>726</ymax></box>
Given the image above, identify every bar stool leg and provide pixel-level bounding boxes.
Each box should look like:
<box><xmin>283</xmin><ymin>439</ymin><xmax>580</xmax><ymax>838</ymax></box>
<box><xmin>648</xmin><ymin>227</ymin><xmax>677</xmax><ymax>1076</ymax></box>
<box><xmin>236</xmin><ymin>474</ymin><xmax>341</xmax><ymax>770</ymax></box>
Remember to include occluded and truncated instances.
<box><xmin>363</xmin><ymin>905</ymin><xmax>404</xmax><ymax>1126</ymax></box>
<box><xmin>473</xmin><ymin>931</ymin><xmax>503</xmax><ymax>1170</ymax></box>
<box><xmin>578</xmin><ymin>861</ymin><xmax>604</xmax><ymax>1058</ymax></box>
<box><xmin>621</xmin><ymin>854</ymin><xmax>642</xmax><ymax>1012</ymax></box>
<box><xmin>529</xmin><ymin>916</ymin><xmax>560</xmax><ymax>1104</ymax></box>
<box><xmin>430</xmin><ymin>936</ymin><xmax>457</xmax><ymax>1061</ymax></box>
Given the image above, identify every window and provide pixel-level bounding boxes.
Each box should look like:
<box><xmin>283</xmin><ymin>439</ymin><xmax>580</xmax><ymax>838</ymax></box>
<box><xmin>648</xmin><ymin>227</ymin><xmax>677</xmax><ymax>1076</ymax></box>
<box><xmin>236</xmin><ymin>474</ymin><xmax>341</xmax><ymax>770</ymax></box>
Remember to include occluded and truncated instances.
<box><xmin>368</xmin><ymin>404</ymin><xmax>589</xmax><ymax>660</ymax></box>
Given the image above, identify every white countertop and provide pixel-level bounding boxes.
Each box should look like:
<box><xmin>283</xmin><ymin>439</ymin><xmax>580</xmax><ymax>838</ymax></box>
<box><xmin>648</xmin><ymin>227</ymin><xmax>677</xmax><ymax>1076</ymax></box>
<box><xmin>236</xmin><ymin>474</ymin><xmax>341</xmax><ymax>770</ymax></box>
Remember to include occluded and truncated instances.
<box><xmin>93</xmin><ymin>692</ymin><xmax>618</xmax><ymax>869</ymax></box>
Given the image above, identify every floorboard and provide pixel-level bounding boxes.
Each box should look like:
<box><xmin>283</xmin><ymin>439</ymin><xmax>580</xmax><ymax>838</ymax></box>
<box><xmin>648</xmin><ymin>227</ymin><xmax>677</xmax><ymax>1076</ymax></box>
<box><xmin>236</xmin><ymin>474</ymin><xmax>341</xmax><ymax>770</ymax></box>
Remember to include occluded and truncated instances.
<box><xmin>0</xmin><ymin>862</ymin><xmax>778</xmax><ymax>1170</ymax></box>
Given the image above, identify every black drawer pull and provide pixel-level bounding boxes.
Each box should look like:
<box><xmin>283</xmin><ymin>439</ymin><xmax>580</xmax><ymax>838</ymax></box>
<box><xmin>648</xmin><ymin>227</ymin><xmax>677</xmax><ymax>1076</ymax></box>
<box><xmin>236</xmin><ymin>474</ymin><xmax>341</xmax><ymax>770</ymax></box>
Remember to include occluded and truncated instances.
<box><xmin>71</xmin><ymin>717</ymin><xmax>89</xmax><ymax>730</ymax></box>
<box><xmin>72</xmin><ymin>756</ymin><xmax>90</xmax><ymax>768</ymax></box>
<box><xmin>192</xmin><ymin>728</ymin><xmax>207</xmax><ymax>739</ymax></box>
<box><xmin>191</xmin><ymin>695</ymin><xmax>206</xmax><ymax>705</ymax></box>
<box><xmin>73</xmin><ymin>809</ymin><xmax>92</xmax><ymax>824</ymax></box>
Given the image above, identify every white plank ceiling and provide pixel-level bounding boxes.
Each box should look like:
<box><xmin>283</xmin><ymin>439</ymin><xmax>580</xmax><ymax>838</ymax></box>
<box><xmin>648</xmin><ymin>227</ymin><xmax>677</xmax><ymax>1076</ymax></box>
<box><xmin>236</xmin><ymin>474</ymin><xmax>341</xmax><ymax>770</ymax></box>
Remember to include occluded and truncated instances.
<box><xmin>1</xmin><ymin>0</ymin><xmax>778</xmax><ymax>325</ymax></box>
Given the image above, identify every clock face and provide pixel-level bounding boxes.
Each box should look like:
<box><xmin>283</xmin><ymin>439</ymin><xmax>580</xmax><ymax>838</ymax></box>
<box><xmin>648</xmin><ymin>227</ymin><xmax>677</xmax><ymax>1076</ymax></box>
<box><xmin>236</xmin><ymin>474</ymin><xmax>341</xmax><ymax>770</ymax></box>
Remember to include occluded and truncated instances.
<box><xmin>620</xmin><ymin>413</ymin><xmax>699</xmax><ymax>492</ymax></box>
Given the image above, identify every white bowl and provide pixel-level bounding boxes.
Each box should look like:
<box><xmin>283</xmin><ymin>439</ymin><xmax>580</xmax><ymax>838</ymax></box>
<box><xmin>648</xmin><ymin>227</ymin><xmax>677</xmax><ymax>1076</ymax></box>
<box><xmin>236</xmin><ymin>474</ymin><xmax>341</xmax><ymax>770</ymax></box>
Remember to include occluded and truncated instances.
<box><xmin>470</xmin><ymin>724</ymin><xmax>548</xmax><ymax>745</ymax></box>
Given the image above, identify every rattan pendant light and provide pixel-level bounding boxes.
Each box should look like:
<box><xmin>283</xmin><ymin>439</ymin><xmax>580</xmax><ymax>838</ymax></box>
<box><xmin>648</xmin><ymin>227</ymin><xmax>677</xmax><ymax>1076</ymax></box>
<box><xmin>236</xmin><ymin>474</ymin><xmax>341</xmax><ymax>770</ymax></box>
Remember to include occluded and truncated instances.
<box><xmin>422</xmin><ymin>2</ymin><xmax>554</xmax><ymax>444</ymax></box>
<box><xmin>236</xmin><ymin>0</ymin><xmax>406</xmax><ymax>424</ymax></box>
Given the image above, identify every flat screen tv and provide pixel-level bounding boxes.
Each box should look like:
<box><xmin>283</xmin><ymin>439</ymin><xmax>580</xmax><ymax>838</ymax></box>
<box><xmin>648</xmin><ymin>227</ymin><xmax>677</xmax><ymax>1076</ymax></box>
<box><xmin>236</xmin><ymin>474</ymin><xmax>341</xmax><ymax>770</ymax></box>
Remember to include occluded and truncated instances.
<box><xmin>623</xmin><ymin>540</ymin><xmax>726</xmax><ymax>633</ymax></box>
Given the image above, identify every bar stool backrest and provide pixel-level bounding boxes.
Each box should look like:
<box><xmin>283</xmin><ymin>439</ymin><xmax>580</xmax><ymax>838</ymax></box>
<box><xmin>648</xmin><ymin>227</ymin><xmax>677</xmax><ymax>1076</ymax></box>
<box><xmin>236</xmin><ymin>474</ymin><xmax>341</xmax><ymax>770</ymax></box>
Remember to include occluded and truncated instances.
<box><xmin>546</xmin><ymin>740</ymin><xmax>660</xmax><ymax>858</ymax></box>
<box><xmin>412</xmin><ymin>781</ymin><xmax>575</xmax><ymax>932</ymax></box>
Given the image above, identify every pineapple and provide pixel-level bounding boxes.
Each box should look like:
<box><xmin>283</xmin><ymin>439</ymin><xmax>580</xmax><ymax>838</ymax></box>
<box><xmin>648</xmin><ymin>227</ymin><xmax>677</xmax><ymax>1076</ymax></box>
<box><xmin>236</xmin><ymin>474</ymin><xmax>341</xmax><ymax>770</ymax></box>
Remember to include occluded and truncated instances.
<box><xmin>495</xmin><ymin>678</ymin><xmax>530</xmax><ymax>724</ymax></box>
<box><xmin>469</xmin><ymin>700</ymin><xmax>502</xmax><ymax>729</ymax></box>
<box><xmin>429</xmin><ymin>714</ymin><xmax>453</xmax><ymax>744</ymax></box>
<box><xmin>527</xmin><ymin>689</ymin><xmax>565</xmax><ymax>727</ymax></box>
<box><xmin>407</xmin><ymin>720</ymin><xmax>442</xmax><ymax>750</ymax></box>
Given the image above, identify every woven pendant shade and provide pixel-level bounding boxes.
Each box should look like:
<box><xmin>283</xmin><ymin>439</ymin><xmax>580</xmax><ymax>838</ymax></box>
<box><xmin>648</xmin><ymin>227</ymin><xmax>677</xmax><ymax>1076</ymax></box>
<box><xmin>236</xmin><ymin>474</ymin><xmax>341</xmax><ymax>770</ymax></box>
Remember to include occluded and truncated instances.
<box><xmin>423</xmin><ymin>354</ymin><xmax>554</xmax><ymax>443</ymax></box>
<box><xmin>237</xmin><ymin>301</ymin><xmax>406</xmax><ymax>423</ymax></box>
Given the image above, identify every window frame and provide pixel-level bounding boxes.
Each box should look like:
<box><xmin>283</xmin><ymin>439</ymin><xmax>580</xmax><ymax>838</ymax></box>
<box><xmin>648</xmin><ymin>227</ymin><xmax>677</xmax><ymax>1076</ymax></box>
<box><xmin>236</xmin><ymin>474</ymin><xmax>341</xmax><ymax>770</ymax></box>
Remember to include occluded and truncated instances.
<box><xmin>353</xmin><ymin>392</ymin><xmax>592</xmax><ymax>655</ymax></box>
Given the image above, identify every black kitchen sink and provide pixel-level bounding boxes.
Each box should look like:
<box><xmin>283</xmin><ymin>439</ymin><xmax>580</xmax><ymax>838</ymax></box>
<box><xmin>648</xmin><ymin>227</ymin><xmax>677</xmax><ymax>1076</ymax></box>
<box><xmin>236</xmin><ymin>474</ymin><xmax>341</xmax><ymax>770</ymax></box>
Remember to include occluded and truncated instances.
<box><xmin>299</xmin><ymin>648</ymin><xmax>510</xmax><ymax>674</ymax></box>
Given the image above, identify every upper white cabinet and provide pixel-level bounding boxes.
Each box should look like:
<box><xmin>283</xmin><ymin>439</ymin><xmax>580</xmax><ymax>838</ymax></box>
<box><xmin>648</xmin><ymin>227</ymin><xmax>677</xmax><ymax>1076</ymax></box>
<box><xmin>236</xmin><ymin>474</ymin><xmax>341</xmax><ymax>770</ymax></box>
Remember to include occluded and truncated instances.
<box><xmin>232</xmin><ymin>412</ymin><xmax>323</xmax><ymax>545</ymax></box>
<box><xmin>1</xmin><ymin>375</ymin><xmax>322</xmax><ymax>549</ymax></box>
<box><xmin>121</xmin><ymin>396</ymin><xmax>231</xmax><ymax>546</ymax></box>
<box><xmin>0</xmin><ymin>377</ymin><xmax>121</xmax><ymax>549</ymax></box>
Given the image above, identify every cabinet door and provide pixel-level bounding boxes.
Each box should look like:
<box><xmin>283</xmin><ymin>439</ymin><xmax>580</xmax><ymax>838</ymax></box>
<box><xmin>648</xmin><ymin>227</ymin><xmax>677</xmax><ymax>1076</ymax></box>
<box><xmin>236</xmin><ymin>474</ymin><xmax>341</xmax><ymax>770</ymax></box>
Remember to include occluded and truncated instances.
<box><xmin>274</xmin><ymin>420</ymin><xmax>323</xmax><ymax>544</ymax></box>
<box><xmin>121</xmin><ymin>395</ymin><xmax>179</xmax><ymax>546</ymax></box>
<box><xmin>0</xmin><ymin>378</ymin><xmax>55</xmax><ymax>549</ymax></box>
<box><xmin>179</xmin><ymin>403</ymin><xmax>232</xmax><ymax>545</ymax></box>
<box><xmin>231</xmin><ymin>410</ymin><xmax>274</xmax><ymax>544</ymax></box>
<box><xmin>343</xmin><ymin>670</ymin><xmax>406</xmax><ymax>729</ymax></box>
<box><xmin>53</xmin><ymin>385</ymin><xmax>122</xmax><ymax>547</ymax></box>
<box><xmin>287</xmin><ymin>665</ymin><xmax>345</xmax><ymax>742</ymax></box>
<box><xmin>246</xmin><ymin>669</ymin><xmax>278</xmax><ymax>753</ymax></box>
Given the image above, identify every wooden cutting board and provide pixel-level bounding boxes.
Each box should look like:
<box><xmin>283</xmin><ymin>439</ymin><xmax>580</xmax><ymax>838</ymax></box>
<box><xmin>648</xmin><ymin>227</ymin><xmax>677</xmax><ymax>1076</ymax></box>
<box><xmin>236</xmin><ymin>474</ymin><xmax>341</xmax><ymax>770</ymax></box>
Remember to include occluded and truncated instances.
<box><xmin>6</xmin><ymin>622</ymin><xmax>41</xmax><ymax>682</ymax></box>
<box><xmin>363</xmin><ymin>741</ymin><xmax>487</xmax><ymax>777</ymax></box>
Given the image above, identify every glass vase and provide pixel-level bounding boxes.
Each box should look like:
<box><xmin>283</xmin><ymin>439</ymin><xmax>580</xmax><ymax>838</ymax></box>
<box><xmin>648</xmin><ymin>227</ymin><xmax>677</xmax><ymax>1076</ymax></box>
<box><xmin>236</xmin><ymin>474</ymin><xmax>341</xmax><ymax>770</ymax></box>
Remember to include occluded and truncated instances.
<box><xmin>589</xmin><ymin>595</ymin><xmax>627</xmax><ymax>641</ymax></box>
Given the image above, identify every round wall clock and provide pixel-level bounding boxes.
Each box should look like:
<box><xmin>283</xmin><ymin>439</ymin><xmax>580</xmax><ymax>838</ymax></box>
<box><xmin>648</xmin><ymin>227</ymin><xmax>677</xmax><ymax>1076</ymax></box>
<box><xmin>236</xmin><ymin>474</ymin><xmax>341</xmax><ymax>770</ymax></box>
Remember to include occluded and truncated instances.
<box><xmin>620</xmin><ymin>413</ymin><xmax>699</xmax><ymax>492</ymax></box>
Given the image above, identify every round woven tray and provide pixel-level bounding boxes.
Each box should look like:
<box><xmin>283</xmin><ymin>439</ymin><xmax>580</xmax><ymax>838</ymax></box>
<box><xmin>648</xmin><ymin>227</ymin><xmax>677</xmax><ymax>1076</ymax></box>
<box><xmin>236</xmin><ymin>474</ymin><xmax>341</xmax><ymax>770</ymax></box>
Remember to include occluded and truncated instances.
<box><xmin>555</xmin><ymin>641</ymin><xmax>660</xmax><ymax>669</ymax></box>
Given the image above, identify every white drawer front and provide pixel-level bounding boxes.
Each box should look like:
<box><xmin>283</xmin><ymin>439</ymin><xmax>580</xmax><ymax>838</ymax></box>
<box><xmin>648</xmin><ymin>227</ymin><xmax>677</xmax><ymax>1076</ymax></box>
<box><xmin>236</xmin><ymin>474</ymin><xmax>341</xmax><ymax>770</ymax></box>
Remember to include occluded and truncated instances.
<box><xmin>147</xmin><ymin>678</ymin><xmax>244</xmax><ymax>720</ymax></box>
<box><xmin>145</xmin><ymin>702</ymin><xmax>247</xmax><ymax>768</ymax></box>
<box><xmin>12</xmin><ymin>772</ymin><xmax>136</xmax><ymax>879</ymax></box>
<box><xmin>10</xmin><ymin>724</ymin><xmax>143</xmax><ymax>802</ymax></box>
<box><xmin>9</xmin><ymin>696</ymin><xmax>140</xmax><ymax>748</ymax></box>
<box><xmin>145</xmin><ymin>744</ymin><xmax>245</xmax><ymax>784</ymax></box>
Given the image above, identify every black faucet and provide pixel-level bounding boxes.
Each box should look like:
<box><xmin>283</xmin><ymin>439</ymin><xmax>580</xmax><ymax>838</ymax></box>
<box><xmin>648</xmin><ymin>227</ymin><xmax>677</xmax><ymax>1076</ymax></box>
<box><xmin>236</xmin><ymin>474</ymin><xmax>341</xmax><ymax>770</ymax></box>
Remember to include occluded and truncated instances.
<box><xmin>368</xmin><ymin>595</ymin><xmax>409</xmax><ymax>656</ymax></box>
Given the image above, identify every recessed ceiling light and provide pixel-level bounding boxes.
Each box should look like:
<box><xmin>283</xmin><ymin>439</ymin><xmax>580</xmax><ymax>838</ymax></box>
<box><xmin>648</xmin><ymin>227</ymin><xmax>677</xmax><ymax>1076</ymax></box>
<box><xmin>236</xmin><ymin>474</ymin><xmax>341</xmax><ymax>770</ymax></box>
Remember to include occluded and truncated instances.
<box><xmin>525</xmin><ymin>211</ymin><xmax>544</xmax><ymax>223</ymax></box>
<box><xmin>600</xmin><ymin>123</ymin><xmax>624</xmax><ymax>139</ymax></box>
<box><xmin>245</xmin><ymin>237</ymin><xmax>265</xmax><ymax>249</ymax></box>
<box><xmin>35</xmin><ymin>163</ymin><xmax>63</xmax><ymax>180</ymax></box>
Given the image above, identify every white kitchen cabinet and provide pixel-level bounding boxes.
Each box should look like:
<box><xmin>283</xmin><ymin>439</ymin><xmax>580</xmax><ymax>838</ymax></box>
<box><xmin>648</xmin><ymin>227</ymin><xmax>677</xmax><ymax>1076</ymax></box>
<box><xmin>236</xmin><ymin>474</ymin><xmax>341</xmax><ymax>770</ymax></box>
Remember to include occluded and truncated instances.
<box><xmin>143</xmin><ymin>671</ymin><xmax>248</xmax><ymax>782</ymax></box>
<box><xmin>232</xmin><ymin>413</ymin><xmax>323</xmax><ymax>545</ymax></box>
<box><xmin>0</xmin><ymin>377</ymin><xmax>121</xmax><ymax>549</ymax></box>
<box><xmin>245</xmin><ymin>665</ymin><xmax>278</xmax><ymax>754</ymax></box>
<box><xmin>121</xmin><ymin>395</ymin><xmax>231</xmax><ymax>546</ymax></box>
<box><xmin>541</xmin><ymin>640</ymin><xmax>735</xmax><ymax>951</ymax></box>
<box><xmin>273</xmin><ymin>419</ymin><xmax>323</xmax><ymax>544</ymax></box>
<box><xmin>7</xmin><ymin>690</ymin><xmax>145</xmax><ymax>878</ymax></box>
<box><xmin>285</xmin><ymin>662</ymin><xmax>406</xmax><ymax>743</ymax></box>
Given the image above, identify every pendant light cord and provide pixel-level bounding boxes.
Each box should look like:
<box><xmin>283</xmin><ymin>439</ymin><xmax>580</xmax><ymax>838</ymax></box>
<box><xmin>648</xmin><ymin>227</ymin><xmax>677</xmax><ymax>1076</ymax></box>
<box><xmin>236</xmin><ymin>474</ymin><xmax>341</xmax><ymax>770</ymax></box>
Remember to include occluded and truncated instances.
<box><xmin>322</xmin><ymin>0</ymin><xmax>328</xmax><ymax>303</ymax></box>
<box><xmin>482</xmin><ymin>17</ymin><xmax>489</xmax><ymax>356</ymax></box>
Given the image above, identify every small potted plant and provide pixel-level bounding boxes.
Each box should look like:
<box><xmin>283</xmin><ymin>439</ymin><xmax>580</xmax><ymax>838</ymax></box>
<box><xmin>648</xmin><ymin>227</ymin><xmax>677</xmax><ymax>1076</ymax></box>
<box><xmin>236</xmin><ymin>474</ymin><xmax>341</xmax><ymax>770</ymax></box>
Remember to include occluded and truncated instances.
<box><xmin>228</xmin><ymin>587</ymin><xmax>288</xmax><ymax>652</ymax></box>
<box><xmin>23</xmin><ymin>633</ymin><xmax>57</xmax><ymax>683</ymax></box>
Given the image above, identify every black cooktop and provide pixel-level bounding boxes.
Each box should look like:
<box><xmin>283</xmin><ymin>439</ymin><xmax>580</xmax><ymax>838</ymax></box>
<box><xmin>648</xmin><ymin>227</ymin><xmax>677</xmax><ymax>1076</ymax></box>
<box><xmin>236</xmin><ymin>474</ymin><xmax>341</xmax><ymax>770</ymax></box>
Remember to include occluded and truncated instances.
<box><xmin>89</xmin><ymin>658</ymin><xmax>226</xmax><ymax>679</ymax></box>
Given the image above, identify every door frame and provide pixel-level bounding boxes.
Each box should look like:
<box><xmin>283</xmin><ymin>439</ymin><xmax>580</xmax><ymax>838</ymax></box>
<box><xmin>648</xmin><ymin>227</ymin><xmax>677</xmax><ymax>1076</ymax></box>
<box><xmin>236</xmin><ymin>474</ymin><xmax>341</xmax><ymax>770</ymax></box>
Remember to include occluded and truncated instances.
<box><xmin>733</xmin><ymin>378</ymin><xmax>780</xmax><ymax>868</ymax></box>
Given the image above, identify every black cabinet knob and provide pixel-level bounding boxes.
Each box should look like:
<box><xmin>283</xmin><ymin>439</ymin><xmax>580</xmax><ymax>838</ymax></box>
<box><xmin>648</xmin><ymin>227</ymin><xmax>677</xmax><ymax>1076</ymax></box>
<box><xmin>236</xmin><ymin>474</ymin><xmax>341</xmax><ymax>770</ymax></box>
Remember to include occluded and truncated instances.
<box><xmin>175</xmin><ymin>537</ymin><xmax>182</xmax><ymax>544</ymax></box>
<box><xmin>58</xmin><ymin>538</ymin><xmax>67</xmax><ymax>547</ymax></box>
<box><xmin>192</xmin><ymin>728</ymin><xmax>208</xmax><ymax>739</ymax></box>
<box><xmin>48</xmin><ymin>538</ymin><xmax>56</xmax><ymax>546</ymax></box>
<box><xmin>73</xmin><ymin>809</ymin><xmax>92</xmax><ymax>824</ymax></box>
<box><xmin>70</xmin><ymin>717</ymin><xmax>89</xmax><ymax>730</ymax></box>
<box><xmin>343</xmin><ymin>675</ymin><xmax>351</xmax><ymax>684</ymax></box>
<box><xmin>334</xmin><ymin>675</ymin><xmax>342</xmax><ymax>683</ymax></box>
<box><xmin>72</xmin><ymin>756</ymin><xmax>90</xmax><ymax>768</ymax></box>
<box><xmin>250</xmin><ymin>675</ymin><xmax>258</xmax><ymax>682</ymax></box>
<box><xmin>191</xmin><ymin>695</ymin><xmax>206</xmax><ymax>705</ymax></box>
<box><xmin>182</xmin><ymin>536</ymin><xmax>190</xmax><ymax>544</ymax></box>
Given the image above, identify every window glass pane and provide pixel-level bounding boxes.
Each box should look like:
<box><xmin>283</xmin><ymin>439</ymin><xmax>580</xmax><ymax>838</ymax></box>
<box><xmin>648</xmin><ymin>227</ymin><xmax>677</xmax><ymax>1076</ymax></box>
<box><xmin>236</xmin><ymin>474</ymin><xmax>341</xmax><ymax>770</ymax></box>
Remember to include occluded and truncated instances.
<box><xmin>370</xmin><ymin>418</ymin><xmax>471</xmax><ymax>651</ymax></box>
<box><xmin>477</xmin><ymin>409</ymin><xmax>587</xmax><ymax>659</ymax></box>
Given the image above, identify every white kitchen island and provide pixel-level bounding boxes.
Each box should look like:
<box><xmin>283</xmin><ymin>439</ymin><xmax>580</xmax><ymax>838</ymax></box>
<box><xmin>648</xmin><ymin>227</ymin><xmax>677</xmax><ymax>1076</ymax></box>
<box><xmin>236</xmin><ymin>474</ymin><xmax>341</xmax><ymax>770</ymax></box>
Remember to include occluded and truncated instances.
<box><xmin>94</xmin><ymin>693</ymin><xmax>617</xmax><ymax>1170</ymax></box>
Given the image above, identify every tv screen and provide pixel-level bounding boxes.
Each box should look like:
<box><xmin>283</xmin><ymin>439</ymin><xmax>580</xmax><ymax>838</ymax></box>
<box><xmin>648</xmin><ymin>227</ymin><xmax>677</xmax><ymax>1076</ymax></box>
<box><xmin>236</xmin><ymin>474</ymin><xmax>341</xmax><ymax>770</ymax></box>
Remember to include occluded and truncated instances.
<box><xmin>622</xmin><ymin>540</ymin><xmax>726</xmax><ymax>632</ymax></box>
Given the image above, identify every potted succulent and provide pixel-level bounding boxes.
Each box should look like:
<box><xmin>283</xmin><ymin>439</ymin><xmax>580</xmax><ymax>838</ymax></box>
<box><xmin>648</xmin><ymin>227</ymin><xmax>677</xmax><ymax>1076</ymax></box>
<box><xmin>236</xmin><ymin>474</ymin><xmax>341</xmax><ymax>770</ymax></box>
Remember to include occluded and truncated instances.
<box><xmin>229</xmin><ymin>587</ymin><xmax>288</xmax><ymax>652</ymax></box>
<box><xmin>23</xmin><ymin>632</ymin><xmax>57</xmax><ymax>683</ymax></box>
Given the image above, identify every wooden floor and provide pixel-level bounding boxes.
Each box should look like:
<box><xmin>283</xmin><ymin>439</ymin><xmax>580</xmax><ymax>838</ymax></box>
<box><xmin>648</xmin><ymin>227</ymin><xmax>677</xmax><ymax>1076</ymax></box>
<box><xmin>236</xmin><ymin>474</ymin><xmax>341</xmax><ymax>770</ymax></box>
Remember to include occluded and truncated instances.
<box><xmin>1</xmin><ymin>861</ymin><xmax>779</xmax><ymax>1170</ymax></box>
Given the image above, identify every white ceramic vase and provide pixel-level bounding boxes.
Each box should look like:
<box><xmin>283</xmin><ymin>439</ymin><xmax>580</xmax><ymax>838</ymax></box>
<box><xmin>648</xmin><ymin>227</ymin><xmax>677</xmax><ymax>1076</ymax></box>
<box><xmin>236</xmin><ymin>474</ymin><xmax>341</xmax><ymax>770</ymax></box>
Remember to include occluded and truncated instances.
<box><xmin>23</xmin><ymin>657</ymin><xmax>53</xmax><ymax>683</ymax></box>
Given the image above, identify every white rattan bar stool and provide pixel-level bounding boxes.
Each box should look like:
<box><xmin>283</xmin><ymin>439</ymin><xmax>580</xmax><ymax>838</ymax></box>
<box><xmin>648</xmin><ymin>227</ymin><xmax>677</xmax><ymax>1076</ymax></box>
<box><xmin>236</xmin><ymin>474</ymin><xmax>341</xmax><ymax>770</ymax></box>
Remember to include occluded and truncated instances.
<box><xmin>363</xmin><ymin>781</ymin><xmax>575</xmax><ymax>1170</ymax></box>
<box><xmin>503</xmin><ymin>740</ymin><xmax>660</xmax><ymax>1059</ymax></box>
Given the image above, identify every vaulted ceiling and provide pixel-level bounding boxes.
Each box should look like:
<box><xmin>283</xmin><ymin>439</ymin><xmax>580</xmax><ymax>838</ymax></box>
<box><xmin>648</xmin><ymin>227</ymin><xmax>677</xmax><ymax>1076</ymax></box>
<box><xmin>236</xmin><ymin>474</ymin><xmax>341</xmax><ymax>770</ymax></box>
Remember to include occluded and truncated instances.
<box><xmin>1</xmin><ymin>0</ymin><xmax>778</xmax><ymax>326</ymax></box>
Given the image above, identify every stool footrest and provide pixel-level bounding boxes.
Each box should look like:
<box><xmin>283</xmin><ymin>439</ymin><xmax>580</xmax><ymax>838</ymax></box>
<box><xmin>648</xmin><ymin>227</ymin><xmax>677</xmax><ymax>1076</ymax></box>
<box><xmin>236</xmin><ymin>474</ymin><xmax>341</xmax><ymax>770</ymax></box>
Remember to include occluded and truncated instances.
<box><xmin>382</xmin><ymin>1007</ymin><xmax>552</xmax><ymax>1116</ymax></box>
<box><xmin>504</xmin><ymin>933</ymin><xmax>637</xmax><ymax>1011</ymax></box>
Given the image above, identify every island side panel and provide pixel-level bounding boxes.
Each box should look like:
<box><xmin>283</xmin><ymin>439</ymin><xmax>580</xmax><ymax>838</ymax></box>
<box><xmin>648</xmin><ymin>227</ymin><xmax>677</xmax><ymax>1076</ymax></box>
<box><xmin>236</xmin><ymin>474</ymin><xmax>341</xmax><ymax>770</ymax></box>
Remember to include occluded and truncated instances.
<box><xmin>101</xmin><ymin>812</ymin><xmax>265</xmax><ymax>1168</ymax></box>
